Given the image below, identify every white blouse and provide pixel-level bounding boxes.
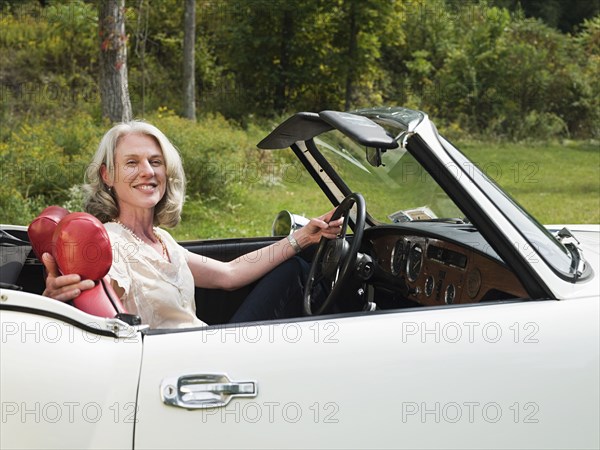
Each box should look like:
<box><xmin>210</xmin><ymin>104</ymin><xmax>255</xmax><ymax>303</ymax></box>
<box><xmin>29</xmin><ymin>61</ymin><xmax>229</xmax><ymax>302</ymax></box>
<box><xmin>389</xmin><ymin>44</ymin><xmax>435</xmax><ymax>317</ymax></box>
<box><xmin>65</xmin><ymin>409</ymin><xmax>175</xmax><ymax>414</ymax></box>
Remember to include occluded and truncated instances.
<box><xmin>104</xmin><ymin>222</ymin><xmax>206</xmax><ymax>329</ymax></box>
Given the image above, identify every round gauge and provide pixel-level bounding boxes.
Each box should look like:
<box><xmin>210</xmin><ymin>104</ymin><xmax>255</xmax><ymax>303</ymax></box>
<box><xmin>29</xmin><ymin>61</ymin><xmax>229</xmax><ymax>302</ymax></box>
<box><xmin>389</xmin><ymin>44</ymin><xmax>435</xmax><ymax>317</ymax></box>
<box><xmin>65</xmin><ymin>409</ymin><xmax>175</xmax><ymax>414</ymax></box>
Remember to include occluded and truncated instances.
<box><xmin>390</xmin><ymin>240</ymin><xmax>405</xmax><ymax>275</ymax></box>
<box><xmin>466</xmin><ymin>269</ymin><xmax>482</xmax><ymax>299</ymax></box>
<box><xmin>444</xmin><ymin>284</ymin><xmax>456</xmax><ymax>304</ymax></box>
<box><xmin>406</xmin><ymin>243</ymin><xmax>423</xmax><ymax>282</ymax></box>
<box><xmin>424</xmin><ymin>275</ymin><xmax>435</xmax><ymax>297</ymax></box>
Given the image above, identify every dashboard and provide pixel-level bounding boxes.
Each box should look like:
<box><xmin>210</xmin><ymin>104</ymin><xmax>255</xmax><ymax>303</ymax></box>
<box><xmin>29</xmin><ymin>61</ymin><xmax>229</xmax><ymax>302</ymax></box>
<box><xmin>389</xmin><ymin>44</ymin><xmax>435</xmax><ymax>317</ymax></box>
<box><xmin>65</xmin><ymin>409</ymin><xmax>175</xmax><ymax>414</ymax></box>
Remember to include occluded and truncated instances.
<box><xmin>363</xmin><ymin>227</ymin><xmax>528</xmax><ymax>306</ymax></box>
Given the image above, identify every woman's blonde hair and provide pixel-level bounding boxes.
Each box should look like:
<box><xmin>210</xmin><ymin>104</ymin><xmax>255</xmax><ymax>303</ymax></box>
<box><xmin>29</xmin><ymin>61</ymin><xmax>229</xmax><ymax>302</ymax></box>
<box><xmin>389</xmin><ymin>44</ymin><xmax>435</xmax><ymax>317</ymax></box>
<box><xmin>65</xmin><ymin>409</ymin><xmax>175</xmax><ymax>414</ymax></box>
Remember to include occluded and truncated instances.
<box><xmin>84</xmin><ymin>121</ymin><xmax>185</xmax><ymax>227</ymax></box>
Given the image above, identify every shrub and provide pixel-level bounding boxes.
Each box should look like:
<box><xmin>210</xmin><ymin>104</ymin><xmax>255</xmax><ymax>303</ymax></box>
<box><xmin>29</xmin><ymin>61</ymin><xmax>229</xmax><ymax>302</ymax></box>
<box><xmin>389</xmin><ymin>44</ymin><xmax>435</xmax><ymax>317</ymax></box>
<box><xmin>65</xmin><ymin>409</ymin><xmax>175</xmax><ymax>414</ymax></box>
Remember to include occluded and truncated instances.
<box><xmin>0</xmin><ymin>113</ymin><xmax>100</xmax><ymax>223</ymax></box>
<box><xmin>0</xmin><ymin>111</ymin><xmax>274</xmax><ymax>225</ymax></box>
<box><xmin>149</xmin><ymin>113</ymin><xmax>275</xmax><ymax>200</ymax></box>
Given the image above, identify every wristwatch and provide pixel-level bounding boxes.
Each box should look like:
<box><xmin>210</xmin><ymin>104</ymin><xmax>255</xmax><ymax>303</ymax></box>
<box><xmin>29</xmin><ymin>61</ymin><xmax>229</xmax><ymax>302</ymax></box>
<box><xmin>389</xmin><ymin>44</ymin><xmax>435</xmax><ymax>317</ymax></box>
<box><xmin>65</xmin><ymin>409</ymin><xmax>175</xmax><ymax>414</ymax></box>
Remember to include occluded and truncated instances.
<box><xmin>287</xmin><ymin>233</ymin><xmax>302</xmax><ymax>254</ymax></box>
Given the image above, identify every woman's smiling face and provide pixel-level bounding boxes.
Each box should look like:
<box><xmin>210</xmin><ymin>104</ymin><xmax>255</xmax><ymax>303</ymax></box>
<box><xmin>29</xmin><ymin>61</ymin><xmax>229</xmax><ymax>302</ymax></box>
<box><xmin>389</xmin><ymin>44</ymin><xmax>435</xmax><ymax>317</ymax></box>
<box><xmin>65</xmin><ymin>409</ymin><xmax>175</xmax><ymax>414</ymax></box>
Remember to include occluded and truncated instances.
<box><xmin>104</xmin><ymin>133</ymin><xmax>167</xmax><ymax>215</ymax></box>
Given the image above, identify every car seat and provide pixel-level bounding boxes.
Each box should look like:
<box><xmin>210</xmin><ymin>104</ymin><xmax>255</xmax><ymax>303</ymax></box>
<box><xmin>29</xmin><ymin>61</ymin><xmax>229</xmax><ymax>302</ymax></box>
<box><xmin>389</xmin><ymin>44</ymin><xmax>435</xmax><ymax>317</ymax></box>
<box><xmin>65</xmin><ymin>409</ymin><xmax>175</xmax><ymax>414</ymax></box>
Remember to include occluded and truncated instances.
<box><xmin>0</xmin><ymin>229</ymin><xmax>32</xmax><ymax>290</ymax></box>
<box><xmin>28</xmin><ymin>206</ymin><xmax>140</xmax><ymax>326</ymax></box>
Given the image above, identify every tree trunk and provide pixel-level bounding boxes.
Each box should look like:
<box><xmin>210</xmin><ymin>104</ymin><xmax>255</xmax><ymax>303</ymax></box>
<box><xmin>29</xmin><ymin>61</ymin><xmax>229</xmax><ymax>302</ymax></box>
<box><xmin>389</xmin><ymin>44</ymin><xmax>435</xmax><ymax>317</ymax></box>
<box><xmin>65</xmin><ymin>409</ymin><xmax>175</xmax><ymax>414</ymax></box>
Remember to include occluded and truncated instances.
<box><xmin>344</xmin><ymin>0</ymin><xmax>358</xmax><ymax>111</ymax></box>
<box><xmin>182</xmin><ymin>0</ymin><xmax>196</xmax><ymax>120</ymax></box>
<box><xmin>98</xmin><ymin>0</ymin><xmax>132</xmax><ymax>123</ymax></box>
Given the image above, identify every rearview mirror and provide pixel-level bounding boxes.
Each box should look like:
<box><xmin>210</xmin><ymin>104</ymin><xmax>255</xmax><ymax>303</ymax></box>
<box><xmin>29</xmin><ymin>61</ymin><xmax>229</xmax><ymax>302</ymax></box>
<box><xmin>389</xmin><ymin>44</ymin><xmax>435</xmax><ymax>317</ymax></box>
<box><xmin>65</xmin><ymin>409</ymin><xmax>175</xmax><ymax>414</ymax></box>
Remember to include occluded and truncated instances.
<box><xmin>366</xmin><ymin>147</ymin><xmax>384</xmax><ymax>167</ymax></box>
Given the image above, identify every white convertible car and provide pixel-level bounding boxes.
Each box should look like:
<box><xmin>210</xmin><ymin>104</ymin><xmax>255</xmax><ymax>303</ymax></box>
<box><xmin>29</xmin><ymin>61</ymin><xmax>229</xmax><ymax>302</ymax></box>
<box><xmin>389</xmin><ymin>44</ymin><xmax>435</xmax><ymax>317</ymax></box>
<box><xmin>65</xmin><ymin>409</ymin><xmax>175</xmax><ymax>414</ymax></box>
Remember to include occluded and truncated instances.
<box><xmin>1</xmin><ymin>107</ymin><xmax>598</xmax><ymax>449</ymax></box>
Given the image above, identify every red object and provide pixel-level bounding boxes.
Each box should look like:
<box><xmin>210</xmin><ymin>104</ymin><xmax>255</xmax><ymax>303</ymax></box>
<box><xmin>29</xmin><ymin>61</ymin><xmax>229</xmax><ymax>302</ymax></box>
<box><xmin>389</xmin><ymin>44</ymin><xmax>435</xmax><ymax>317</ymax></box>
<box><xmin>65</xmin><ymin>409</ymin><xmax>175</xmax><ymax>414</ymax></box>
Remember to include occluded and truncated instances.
<box><xmin>53</xmin><ymin>213</ymin><xmax>113</xmax><ymax>281</ymax></box>
<box><xmin>28</xmin><ymin>208</ymin><xmax>134</xmax><ymax>322</ymax></box>
<box><xmin>27</xmin><ymin>206</ymin><xmax>69</xmax><ymax>260</ymax></box>
<box><xmin>73</xmin><ymin>277</ymin><xmax>127</xmax><ymax>319</ymax></box>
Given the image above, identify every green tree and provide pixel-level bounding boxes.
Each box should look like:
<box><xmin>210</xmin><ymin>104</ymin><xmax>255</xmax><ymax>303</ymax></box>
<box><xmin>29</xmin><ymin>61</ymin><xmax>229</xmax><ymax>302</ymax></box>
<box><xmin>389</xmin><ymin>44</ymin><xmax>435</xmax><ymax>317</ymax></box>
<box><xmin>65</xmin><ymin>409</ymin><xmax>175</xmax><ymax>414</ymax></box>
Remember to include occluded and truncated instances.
<box><xmin>331</xmin><ymin>0</ymin><xmax>399</xmax><ymax>110</ymax></box>
<box><xmin>490</xmin><ymin>0</ymin><xmax>600</xmax><ymax>32</ymax></box>
<box><xmin>572</xmin><ymin>15</ymin><xmax>600</xmax><ymax>137</ymax></box>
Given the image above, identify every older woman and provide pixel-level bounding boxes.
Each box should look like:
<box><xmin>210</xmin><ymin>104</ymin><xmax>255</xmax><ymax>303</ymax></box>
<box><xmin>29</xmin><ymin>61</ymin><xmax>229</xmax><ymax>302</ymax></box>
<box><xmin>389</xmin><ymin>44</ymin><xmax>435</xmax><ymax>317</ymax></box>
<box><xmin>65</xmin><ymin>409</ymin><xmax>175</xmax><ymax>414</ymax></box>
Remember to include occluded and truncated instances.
<box><xmin>42</xmin><ymin>121</ymin><xmax>342</xmax><ymax>328</ymax></box>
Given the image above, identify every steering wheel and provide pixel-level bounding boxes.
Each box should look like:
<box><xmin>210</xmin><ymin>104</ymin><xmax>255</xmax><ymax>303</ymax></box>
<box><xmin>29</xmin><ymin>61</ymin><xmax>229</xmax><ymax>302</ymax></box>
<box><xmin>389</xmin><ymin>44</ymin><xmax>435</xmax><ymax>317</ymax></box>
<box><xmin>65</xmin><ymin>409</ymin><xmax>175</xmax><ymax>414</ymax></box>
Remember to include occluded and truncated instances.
<box><xmin>303</xmin><ymin>192</ymin><xmax>366</xmax><ymax>315</ymax></box>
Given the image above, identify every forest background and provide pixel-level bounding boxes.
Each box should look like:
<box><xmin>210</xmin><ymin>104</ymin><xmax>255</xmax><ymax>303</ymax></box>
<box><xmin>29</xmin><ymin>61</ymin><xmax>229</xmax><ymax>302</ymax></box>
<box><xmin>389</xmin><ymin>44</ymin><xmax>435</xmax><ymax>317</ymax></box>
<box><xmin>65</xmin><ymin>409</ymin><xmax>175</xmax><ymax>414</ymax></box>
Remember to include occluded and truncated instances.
<box><xmin>1</xmin><ymin>0</ymin><xmax>599</xmax><ymax>239</ymax></box>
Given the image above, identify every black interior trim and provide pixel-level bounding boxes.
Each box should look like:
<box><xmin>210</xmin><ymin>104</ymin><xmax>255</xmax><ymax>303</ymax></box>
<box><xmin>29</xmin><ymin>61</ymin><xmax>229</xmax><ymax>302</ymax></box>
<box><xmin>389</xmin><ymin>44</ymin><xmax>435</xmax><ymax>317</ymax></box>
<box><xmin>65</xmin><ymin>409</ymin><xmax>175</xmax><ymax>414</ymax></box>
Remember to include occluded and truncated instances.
<box><xmin>183</xmin><ymin>237</ymin><xmax>279</xmax><ymax>324</ymax></box>
<box><xmin>184</xmin><ymin>236</ymin><xmax>281</xmax><ymax>262</ymax></box>
<box><xmin>257</xmin><ymin>112</ymin><xmax>333</xmax><ymax>149</ymax></box>
<box><xmin>182</xmin><ymin>236</ymin><xmax>317</xmax><ymax>325</ymax></box>
<box><xmin>364</xmin><ymin>224</ymin><xmax>505</xmax><ymax>263</ymax></box>
<box><xmin>318</xmin><ymin>110</ymin><xmax>399</xmax><ymax>149</ymax></box>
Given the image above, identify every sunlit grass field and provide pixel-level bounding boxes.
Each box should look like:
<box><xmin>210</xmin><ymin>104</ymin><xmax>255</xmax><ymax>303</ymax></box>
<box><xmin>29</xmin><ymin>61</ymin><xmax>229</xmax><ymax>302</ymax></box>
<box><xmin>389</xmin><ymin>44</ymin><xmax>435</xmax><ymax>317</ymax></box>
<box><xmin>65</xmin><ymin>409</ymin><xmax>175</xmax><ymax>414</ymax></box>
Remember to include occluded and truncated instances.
<box><xmin>172</xmin><ymin>139</ymin><xmax>599</xmax><ymax>241</ymax></box>
<box><xmin>461</xmin><ymin>140</ymin><xmax>599</xmax><ymax>225</ymax></box>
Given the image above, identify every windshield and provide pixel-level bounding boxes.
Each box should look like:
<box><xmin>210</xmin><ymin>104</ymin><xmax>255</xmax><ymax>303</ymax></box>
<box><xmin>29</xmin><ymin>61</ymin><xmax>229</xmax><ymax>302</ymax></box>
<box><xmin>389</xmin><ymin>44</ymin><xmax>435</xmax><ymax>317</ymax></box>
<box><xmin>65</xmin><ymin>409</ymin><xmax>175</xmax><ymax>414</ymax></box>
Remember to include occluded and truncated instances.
<box><xmin>313</xmin><ymin>130</ymin><xmax>467</xmax><ymax>224</ymax></box>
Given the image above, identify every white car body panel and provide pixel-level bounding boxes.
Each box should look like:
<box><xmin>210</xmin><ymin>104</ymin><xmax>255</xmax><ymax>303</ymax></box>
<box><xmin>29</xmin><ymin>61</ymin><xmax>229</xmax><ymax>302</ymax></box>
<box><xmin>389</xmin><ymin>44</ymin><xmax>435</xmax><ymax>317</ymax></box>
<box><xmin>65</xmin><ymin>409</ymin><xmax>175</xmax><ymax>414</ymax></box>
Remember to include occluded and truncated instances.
<box><xmin>0</xmin><ymin>291</ymin><xmax>143</xmax><ymax>449</ymax></box>
<box><xmin>134</xmin><ymin>299</ymin><xmax>599</xmax><ymax>449</ymax></box>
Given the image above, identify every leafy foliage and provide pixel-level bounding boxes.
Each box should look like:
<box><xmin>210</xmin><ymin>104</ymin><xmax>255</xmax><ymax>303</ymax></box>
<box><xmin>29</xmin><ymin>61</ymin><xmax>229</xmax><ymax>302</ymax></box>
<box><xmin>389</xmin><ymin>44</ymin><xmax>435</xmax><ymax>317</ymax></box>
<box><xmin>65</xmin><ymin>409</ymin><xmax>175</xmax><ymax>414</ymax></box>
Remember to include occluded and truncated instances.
<box><xmin>1</xmin><ymin>0</ymin><xmax>598</xmax><ymax>138</ymax></box>
<box><xmin>0</xmin><ymin>0</ymin><xmax>598</xmax><ymax>229</ymax></box>
<box><xmin>0</xmin><ymin>113</ymin><xmax>101</xmax><ymax>223</ymax></box>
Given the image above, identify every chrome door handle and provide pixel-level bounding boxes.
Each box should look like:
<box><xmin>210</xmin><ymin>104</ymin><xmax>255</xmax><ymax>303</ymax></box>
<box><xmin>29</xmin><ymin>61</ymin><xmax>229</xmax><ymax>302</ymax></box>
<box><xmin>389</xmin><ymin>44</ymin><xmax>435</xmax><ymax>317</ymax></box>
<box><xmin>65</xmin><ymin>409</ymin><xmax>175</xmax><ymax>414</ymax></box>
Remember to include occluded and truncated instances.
<box><xmin>161</xmin><ymin>373</ymin><xmax>257</xmax><ymax>409</ymax></box>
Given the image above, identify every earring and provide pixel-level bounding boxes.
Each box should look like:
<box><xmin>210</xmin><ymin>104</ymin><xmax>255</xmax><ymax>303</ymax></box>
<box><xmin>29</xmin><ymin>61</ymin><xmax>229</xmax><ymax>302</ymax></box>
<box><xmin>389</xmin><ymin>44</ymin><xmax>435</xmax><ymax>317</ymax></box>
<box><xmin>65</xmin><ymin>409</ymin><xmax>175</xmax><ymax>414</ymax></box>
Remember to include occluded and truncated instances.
<box><xmin>107</xmin><ymin>185</ymin><xmax>113</xmax><ymax>193</ymax></box>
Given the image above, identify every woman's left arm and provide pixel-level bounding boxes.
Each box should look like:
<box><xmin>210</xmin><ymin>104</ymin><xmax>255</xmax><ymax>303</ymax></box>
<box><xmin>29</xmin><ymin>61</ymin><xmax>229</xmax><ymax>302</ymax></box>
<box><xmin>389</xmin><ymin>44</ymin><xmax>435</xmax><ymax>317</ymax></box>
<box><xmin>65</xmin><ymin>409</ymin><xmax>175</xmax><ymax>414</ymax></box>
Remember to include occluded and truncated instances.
<box><xmin>187</xmin><ymin>209</ymin><xmax>342</xmax><ymax>291</ymax></box>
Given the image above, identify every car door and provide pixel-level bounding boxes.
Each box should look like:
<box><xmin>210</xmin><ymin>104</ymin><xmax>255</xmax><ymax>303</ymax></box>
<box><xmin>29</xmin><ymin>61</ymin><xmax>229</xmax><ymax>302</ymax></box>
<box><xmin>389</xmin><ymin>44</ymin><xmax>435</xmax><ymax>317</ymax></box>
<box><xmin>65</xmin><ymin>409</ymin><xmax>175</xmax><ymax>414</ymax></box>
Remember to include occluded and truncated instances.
<box><xmin>135</xmin><ymin>297</ymin><xmax>598</xmax><ymax>449</ymax></box>
<box><xmin>0</xmin><ymin>290</ymin><xmax>143</xmax><ymax>450</ymax></box>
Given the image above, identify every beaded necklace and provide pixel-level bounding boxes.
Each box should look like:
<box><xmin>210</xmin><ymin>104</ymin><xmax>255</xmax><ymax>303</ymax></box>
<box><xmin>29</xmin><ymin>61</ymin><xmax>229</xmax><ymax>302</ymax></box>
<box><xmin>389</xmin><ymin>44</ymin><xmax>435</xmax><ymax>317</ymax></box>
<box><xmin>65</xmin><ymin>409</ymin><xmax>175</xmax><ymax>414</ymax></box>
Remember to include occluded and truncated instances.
<box><xmin>112</xmin><ymin>219</ymin><xmax>169</xmax><ymax>260</ymax></box>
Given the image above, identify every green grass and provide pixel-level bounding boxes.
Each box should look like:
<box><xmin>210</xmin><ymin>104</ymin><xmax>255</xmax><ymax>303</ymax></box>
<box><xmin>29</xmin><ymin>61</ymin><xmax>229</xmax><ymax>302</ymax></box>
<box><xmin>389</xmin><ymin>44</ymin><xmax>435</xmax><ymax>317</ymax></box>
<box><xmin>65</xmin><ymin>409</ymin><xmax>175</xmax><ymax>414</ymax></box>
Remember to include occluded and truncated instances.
<box><xmin>458</xmin><ymin>140</ymin><xmax>600</xmax><ymax>225</ymax></box>
<box><xmin>175</xmin><ymin>160</ymin><xmax>332</xmax><ymax>240</ymax></box>
<box><xmin>172</xmin><ymin>139</ymin><xmax>599</xmax><ymax>241</ymax></box>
